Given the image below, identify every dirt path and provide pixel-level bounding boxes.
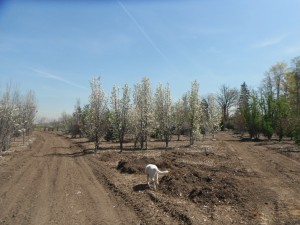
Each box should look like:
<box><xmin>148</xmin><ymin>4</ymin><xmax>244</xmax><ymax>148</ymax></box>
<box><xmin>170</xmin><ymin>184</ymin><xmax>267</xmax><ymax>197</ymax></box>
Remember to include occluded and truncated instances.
<box><xmin>220</xmin><ymin>134</ymin><xmax>300</xmax><ymax>224</ymax></box>
<box><xmin>1</xmin><ymin>131</ymin><xmax>300</xmax><ymax>225</ymax></box>
<box><xmin>0</xmin><ymin>132</ymin><xmax>139</xmax><ymax>225</ymax></box>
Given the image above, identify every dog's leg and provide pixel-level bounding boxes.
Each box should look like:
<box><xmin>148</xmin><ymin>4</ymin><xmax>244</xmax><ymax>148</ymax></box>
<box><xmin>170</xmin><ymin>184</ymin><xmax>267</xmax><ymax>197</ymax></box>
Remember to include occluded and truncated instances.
<box><xmin>147</xmin><ymin>174</ymin><xmax>149</xmax><ymax>186</ymax></box>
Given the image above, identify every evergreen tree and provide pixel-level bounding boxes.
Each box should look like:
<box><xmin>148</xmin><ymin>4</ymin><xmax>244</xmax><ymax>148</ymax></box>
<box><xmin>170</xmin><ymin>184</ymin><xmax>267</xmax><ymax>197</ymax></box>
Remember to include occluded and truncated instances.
<box><xmin>234</xmin><ymin>82</ymin><xmax>250</xmax><ymax>134</ymax></box>
<box><xmin>243</xmin><ymin>93</ymin><xmax>262</xmax><ymax>139</ymax></box>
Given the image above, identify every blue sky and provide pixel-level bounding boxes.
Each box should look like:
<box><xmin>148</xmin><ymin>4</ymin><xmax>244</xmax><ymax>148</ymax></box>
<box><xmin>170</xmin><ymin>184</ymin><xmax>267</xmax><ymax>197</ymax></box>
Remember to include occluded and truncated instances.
<box><xmin>1</xmin><ymin>0</ymin><xmax>300</xmax><ymax>120</ymax></box>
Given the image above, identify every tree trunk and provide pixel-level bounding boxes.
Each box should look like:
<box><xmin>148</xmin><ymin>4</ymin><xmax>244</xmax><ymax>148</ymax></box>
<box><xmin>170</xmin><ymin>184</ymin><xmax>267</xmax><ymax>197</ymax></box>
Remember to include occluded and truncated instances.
<box><xmin>189</xmin><ymin>129</ymin><xmax>194</xmax><ymax>146</ymax></box>
<box><xmin>165</xmin><ymin>131</ymin><xmax>169</xmax><ymax>148</ymax></box>
<box><xmin>145</xmin><ymin>134</ymin><xmax>148</xmax><ymax>150</ymax></box>
<box><xmin>95</xmin><ymin>132</ymin><xmax>99</xmax><ymax>150</ymax></box>
<box><xmin>119</xmin><ymin>141</ymin><xmax>123</xmax><ymax>153</ymax></box>
<box><xmin>140</xmin><ymin>134</ymin><xmax>144</xmax><ymax>150</ymax></box>
<box><xmin>119</xmin><ymin>131</ymin><xmax>124</xmax><ymax>153</ymax></box>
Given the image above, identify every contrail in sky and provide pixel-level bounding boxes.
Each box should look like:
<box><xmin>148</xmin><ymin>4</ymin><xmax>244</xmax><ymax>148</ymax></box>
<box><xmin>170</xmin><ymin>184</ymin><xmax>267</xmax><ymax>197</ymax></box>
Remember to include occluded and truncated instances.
<box><xmin>117</xmin><ymin>0</ymin><xmax>171</xmax><ymax>64</ymax></box>
<box><xmin>29</xmin><ymin>67</ymin><xmax>89</xmax><ymax>90</ymax></box>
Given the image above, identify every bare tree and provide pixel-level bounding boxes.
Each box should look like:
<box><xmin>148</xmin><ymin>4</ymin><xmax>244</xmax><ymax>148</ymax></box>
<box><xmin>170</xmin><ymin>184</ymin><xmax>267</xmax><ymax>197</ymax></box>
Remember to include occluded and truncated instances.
<box><xmin>59</xmin><ymin>112</ymin><xmax>73</xmax><ymax>134</ymax></box>
<box><xmin>71</xmin><ymin>99</ymin><xmax>82</xmax><ymax>138</ymax></box>
<box><xmin>217</xmin><ymin>85</ymin><xmax>238</xmax><ymax>128</ymax></box>
<box><xmin>268</xmin><ymin>62</ymin><xmax>287</xmax><ymax>100</ymax></box>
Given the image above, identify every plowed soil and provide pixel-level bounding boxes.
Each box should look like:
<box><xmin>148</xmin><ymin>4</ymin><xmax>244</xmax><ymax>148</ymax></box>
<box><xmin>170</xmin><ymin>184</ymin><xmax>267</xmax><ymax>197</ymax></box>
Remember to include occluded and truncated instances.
<box><xmin>1</xmin><ymin>131</ymin><xmax>300</xmax><ymax>225</ymax></box>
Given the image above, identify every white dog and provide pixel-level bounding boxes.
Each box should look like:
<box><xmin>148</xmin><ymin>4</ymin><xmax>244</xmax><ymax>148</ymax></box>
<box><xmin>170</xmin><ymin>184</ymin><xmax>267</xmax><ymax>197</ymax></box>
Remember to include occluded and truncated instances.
<box><xmin>145</xmin><ymin>164</ymin><xmax>169</xmax><ymax>190</ymax></box>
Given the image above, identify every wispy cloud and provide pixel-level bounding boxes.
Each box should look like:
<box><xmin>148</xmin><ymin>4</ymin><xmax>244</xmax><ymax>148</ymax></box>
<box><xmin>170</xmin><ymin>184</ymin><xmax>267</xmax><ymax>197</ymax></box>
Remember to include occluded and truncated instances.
<box><xmin>28</xmin><ymin>67</ymin><xmax>89</xmax><ymax>90</ymax></box>
<box><xmin>117</xmin><ymin>0</ymin><xmax>170</xmax><ymax>63</ymax></box>
<box><xmin>253</xmin><ymin>34</ymin><xmax>289</xmax><ymax>48</ymax></box>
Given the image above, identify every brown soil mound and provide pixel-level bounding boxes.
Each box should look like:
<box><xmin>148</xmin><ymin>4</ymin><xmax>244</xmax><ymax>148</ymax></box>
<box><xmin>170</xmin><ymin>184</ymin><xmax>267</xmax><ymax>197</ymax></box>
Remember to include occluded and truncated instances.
<box><xmin>116</xmin><ymin>156</ymin><xmax>171</xmax><ymax>174</ymax></box>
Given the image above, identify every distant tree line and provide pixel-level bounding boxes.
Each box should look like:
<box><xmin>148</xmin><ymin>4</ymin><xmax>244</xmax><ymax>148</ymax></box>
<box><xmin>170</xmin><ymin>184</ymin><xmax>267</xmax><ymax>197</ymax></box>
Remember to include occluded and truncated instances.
<box><xmin>53</xmin><ymin>56</ymin><xmax>300</xmax><ymax>150</ymax></box>
<box><xmin>235</xmin><ymin>56</ymin><xmax>300</xmax><ymax>143</ymax></box>
<box><xmin>226</xmin><ymin>56</ymin><xmax>300</xmax><ymax>143</ymax></box>
<box><xmin>0</xmin><ymin>83</ymin><xmax>37</xmax><ymax>153</ymax></box>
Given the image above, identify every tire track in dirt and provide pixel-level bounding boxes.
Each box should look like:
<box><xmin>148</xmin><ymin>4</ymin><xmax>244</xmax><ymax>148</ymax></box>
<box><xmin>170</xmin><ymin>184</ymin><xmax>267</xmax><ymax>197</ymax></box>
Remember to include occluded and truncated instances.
<box><xmin>71</xmin><ymin>153</ymin><xmax>139</xmax><ymax>224</ymax></box>
<box><xmin>0</xmin><ymin>132</ymin><xmax>69</xmax><ymax>225</ymax></box>
<box><xmin>0</xmin><ymin>134</ymin><xmax>48</xmax><ymax>223</ymax></box>
<box><xmin>221</xmin><ymin>136</ymin><xmax>300</xmax><ymax>225</ymax></box>
<box><xmin>83</xmin><ymin>156</ymin><xmax>153</xmax><ymax>224</ymax></box>
<box><xmin>0</xmin><ymin>133</ymin><xmax>45</xmax><ymax>199</ymax></box>
<box><xmin>0</xmin><ymin>132</ymin><xmax>139</xmax><ymax>225</ymax></box>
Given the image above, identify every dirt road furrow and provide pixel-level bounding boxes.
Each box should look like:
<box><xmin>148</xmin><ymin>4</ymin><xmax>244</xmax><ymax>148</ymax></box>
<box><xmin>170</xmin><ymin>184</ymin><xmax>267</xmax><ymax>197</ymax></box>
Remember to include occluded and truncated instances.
<box><xmin>71</xmin><ymin>155</ymin><xmax>138</xmax><ymax>224</ymax></box>
<box><xmin>0</xmin><ymin>134</ymin><xmax>45</xmax><ymax>199</ymax></box>
<box><xmin>82</xmin><ymin>156</ymin><xmax>150</xmax><ymax>224</ymax></box>
<box><xmin>1</xmin><ymin>131</ymin><xmax>300</xmax><ymax>224</ymax></box>
<box><xmin>223</xmin><ymin>138</ymin><xmax>300</xmax><ymax>224</ymax></box>
<box><xmin>0</xmin><ymin>134</ymin><xmax>55</xmax><ymax>225</ymax></box>
<box><xmin>0</xmin><ymin>132</ymin><xmax>139</xmax><ymax>225</ymax></box>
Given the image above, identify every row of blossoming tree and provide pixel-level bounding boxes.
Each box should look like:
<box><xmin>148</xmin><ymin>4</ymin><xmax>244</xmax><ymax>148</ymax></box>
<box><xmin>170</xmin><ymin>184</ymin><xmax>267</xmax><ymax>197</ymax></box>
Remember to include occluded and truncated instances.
<box><xmin>58</xmin><ymin>77</ymin><xmax>222</xmax><ymax>152</ymax></box>
<box><xmin>0</xmin><ymin>84</ymin><xmax>37</xmax><ymax>154</ymax></box>
<box><xmin>56</xmin><ymin>56</ymin><xmax>300</xmax><ymax>151</ymax></box>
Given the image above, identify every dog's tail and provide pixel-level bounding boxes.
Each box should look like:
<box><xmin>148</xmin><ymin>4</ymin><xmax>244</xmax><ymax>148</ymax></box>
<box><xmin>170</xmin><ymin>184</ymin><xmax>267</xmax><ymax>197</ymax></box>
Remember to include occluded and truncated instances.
<box><xmin>157</xmin><ymin>170</ymin><xmax>169</xmax><ymax>174</ymax></box>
